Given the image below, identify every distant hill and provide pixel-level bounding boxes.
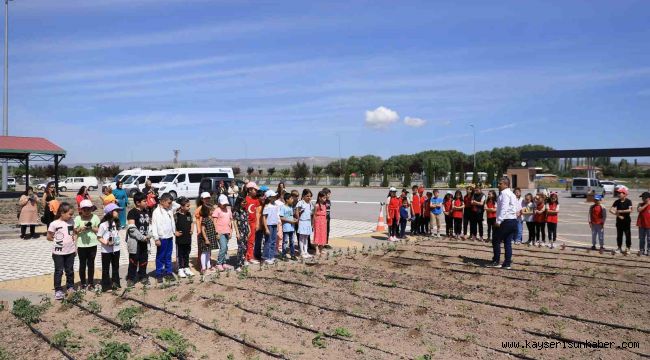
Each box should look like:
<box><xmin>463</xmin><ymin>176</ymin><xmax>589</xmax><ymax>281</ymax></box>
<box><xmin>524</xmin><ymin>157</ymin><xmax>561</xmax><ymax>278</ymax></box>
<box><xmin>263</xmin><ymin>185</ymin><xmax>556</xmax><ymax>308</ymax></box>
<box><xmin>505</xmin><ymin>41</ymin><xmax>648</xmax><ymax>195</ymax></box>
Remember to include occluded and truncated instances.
<box><xmin>68</xmin><ymin>156</ymin><xmax>339</xmax><ymax>170</ymax></box>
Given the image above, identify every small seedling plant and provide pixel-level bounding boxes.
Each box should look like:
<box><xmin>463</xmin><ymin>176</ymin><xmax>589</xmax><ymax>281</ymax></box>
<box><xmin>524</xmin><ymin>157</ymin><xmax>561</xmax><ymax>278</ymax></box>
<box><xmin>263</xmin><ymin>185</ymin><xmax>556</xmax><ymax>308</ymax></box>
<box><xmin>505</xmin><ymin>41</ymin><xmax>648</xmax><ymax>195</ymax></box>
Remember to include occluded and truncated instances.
<box><xmin>52</xmin><ymin>328</ymin><xmax>82</xmax><ymax>352</ymax></box>
<box><xmin>116</xmin><ymin>306</ymin><xmax>143</xmax><ymax>330</ymax></box>
<box><xmin>11</xmin><ymin>297</ymin><xmax>50</xmax><ymax>324</ymax></box>
<box><xmin>156</xmin><ymin>328</ymin><xmax>196</xmax><ymax>358</ymax></box>
<box><xmin>333</xmin><ymin>327</ymin><xmax>352</xmax><ymax>338</ymax></box>
<box><xmin>88</xmin><ymin>341</ymin><xmax>131</xmax><ymax>360</ymax></box>
<box><xmin>311</xmin><ymin>333</ymin><xmax>326</xmax><ymax>349</ymax></box>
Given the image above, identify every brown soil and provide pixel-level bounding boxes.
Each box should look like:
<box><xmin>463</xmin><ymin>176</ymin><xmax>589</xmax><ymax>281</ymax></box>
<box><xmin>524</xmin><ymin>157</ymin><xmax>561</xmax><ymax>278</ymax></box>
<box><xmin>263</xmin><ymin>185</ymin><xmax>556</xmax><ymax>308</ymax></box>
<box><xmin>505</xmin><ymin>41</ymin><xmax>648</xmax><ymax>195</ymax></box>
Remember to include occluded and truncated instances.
<box><xmin>0</xmin><ymin>311</ymin><xmax>62</xmax><ymax>359</ymax></box>
<box><xmin>1</xmin><ymin>236</ymin><xmax>649</xmax><ymax>359</ymax></box>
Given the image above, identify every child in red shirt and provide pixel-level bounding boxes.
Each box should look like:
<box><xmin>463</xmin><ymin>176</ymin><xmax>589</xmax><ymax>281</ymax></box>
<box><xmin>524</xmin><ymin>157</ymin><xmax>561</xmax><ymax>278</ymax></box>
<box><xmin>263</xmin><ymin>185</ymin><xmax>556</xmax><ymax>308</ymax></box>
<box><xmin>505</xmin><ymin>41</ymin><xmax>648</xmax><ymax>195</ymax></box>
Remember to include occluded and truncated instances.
<box><xmin>589</xmin><ymin>194</ymin><xmax>606</xmax><ymax>251</ymax></box>
<box><xmin>423</xmin><ymin>191</ymin><xmax>432</xmax><ymax>236</ymax></box>
<box><xmin>452</xmin><ymin>190</ymin><xmax>464</xmax><ymax>239</ymax></box>
<box><xmin>637</xmin><ymin>192</ymin><xmax>650</xmax><ymax>256</ymax></box>
<box><xmin>443</xmin><ymin>193</ymin><xmax>453</xmax><ymax>237</ymax></box>
<box><xmin>546</xmin><ymin>193</ymin><xmax>559</xmax><ymax>248</ymax></box>
<box><xmin>533</xmin><ymin>194</ymin><xmax>547</xmax><ymax>246</ymax></box>
<box><xmin>485</xmin><ymin>190</ymin><xmax>497</xmax><ymax>241</ymax></box>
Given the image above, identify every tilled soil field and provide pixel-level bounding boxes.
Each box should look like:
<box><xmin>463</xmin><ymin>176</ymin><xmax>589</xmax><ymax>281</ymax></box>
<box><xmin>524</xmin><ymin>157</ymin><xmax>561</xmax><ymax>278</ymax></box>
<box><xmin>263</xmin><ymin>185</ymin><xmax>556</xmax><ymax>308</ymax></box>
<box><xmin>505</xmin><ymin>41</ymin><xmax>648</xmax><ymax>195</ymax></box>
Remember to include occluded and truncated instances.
<box><xmin>2</xmin><ymin>236</ymin><xmax>649</xmax><ymax>359</ymax></box>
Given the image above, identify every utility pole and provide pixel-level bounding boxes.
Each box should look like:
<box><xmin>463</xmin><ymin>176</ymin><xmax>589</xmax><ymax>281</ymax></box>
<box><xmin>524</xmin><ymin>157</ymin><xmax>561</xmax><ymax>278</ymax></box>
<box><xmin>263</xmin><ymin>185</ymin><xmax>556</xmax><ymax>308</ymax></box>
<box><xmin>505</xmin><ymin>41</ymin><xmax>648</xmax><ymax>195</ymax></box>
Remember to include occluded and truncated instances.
<box><xmin>337</xmin><ymin>133</ymin><xmax>342</xmax><ymax>174</ymax></box>
<box><xmin>1</xmin><ymin>0</ymin><xmax>10</xmax><ymax>192</ymax></box>
<box><xmin>173</xmin><ymin>150</ymin><xmax>179</xmax><ymax>165</ymax></box>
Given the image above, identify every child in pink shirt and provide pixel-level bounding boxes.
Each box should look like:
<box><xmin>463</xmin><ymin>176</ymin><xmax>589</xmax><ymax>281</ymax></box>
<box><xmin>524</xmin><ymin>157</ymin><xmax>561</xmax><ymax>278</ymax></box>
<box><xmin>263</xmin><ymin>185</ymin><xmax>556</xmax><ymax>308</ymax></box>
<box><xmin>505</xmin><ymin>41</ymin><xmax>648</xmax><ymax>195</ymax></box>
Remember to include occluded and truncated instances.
<box><xmin>47</xmin><ymin>202</ymin><xmax>76</xmax><ymax>300</ymax></box>
<box><xmin>212</xmin><ymin>194</ymin><xmax>233</xmax><ymax>271</ymax></box>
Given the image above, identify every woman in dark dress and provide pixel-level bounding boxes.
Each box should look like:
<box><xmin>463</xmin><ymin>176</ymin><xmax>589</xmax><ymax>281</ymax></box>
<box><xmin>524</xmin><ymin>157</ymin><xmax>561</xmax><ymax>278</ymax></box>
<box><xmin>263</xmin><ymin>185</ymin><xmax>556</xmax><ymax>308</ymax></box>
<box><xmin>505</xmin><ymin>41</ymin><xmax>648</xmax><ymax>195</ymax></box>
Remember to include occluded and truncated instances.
<box><xmin>41</xmin><ymin>182</ymin><xmax>57</xmax><ymax>227</ymax></box>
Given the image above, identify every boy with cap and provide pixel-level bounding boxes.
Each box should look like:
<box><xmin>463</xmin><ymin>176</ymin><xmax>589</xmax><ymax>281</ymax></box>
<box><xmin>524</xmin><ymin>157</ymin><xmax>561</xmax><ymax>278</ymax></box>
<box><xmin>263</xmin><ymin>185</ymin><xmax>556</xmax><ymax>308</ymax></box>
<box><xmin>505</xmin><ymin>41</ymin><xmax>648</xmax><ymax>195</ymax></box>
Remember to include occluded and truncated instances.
<box><xmin>637</xmin><ymin>192</ymin><xmax>650</xmax><ymax>256</ymax></box>
<box><xmin>610</xmin><ymin>187</ymin><xmax>633</xmax><ymax>254</ymax></box>
<box><xmin>262</xmin><ymin>190</ymin><xmax>280</xmax><ymax>264</ymax></box>
<box><xmin>213</xmin><ymin>194</ymin><xmax>234</xmax><ymax>270</ymax></box>
<box><xmin>589</xmin><ymin>194</ymin><xmax>607</xmax><ymax>252</ymax></box>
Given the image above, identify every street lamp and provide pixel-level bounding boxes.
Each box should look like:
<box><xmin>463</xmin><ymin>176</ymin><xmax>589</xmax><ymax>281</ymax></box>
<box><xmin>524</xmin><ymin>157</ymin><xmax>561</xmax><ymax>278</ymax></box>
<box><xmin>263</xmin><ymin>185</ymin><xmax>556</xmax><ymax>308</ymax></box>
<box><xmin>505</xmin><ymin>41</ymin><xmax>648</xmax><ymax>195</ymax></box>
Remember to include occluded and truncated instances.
<box><xmin>336</xmin><ymin>133</ymin><xmax>342</xmax><ymax>174</ymax></box>
<box><xmin>1</xmin><ymin>0</ymin><xmax>10</xmax><ymax>192</ymax></box>
<box><xmin>469</xmin><ymin>124</ymin><xmax>476</xmax><ymax>175</ymax></box>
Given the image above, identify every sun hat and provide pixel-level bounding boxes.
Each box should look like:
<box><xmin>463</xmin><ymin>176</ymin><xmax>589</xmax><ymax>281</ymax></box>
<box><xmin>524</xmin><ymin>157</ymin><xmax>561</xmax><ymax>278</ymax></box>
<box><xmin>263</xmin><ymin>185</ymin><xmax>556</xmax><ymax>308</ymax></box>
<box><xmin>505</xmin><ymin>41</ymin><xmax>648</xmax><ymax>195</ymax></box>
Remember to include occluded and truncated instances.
<box><xmin>200</xmin><ymin>192</ymin><xmax>211</xmax><ymax>199</ymax></box>
<box><xmin>79</xmin><ymin>199</ymin><xmax>96</xmax><ymax>210</ymax></box>
<box><xmin>218</xmin><ymin>194</ymin><xmax>229</xmax><ymax>205</ymax></box>
<box><xmin>389</xmin><ymin>187</ymin><xmax>397</xmax><ymax>192</ymax></box>
<box><xmin>265</xmin><ymin>190</ymin><xmax>277</xmax><ymax>198</ymax></box>
<box><xmin>594</xmin><ymin>194</ymin><xmax>603</xmax><ymax>201</ymax></box>
<box><xmin>617</xmin><ymin>187</ymin><xmax>628</xmax><ymax>195</ymax></box>
<box><xmin>246</xmin><ymin>181</ymin><xmax>259</xmax><ymax>190</ymax></box>
<box><xmin>103</xmin><ymin>203</ymin><xmax>122</xmax><ymax>214</ymax></box>
<box><xmin>640</xmin><ymin>192</ymin><xmax>650</xmax><ymax>199</ymax></box>
<box><xmin>260</xmin><ymin>185</ymin><xmax>269</xmax><ymax>192</ymax></box>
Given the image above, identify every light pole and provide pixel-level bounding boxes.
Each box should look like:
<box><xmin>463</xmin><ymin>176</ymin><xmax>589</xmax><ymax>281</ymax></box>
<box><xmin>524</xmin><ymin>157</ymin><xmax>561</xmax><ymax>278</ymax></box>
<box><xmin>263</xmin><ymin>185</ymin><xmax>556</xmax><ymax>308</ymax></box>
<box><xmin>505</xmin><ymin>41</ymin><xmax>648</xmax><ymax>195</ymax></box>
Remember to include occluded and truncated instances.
<box><xmin>469</xmin><ymin>124</ymin><xmax>476</xmax><ymax>175</ymax></box>
<box><xmin>1</xmin><ymin>0</ymin><xmax>10</xmax><ymax>192</ymax></box>
<box><xmin>336</xmin><ymin>133</ymin><xmax>342</xmax><ymax>174</ymax></box>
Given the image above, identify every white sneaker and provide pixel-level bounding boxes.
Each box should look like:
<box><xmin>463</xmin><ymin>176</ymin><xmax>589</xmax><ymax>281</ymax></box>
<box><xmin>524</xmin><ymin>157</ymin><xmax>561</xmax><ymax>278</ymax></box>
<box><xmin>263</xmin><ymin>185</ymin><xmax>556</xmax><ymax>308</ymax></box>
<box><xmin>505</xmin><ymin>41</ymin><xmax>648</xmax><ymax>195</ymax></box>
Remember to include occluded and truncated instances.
<box><xmin>549</xmin><ymin>243</ymin><xmax>555</xmax><ymax>249</ymax></box>
<box><xmin>264</xmin><ymin>259</ymin><xmax>275</xmax><ymax>265</ymax></box>
<box><xmin>184</xmin><ymin>268</ymin><xmax>194</xmax><ymax>277</ymax></box>
<box><xmin>615</xmin><ymin>248</ymin><xmax>621</xmax><ymax>254</ymax></box>
<box><xmin>249</xmin><ymin>259</ymin><xmax>260</xmax><ymax>264</ymax></box>
<box><xmin>178</xmin><ymin>268</ymin><xmax>187</xmax><ymax>278</ymax></box>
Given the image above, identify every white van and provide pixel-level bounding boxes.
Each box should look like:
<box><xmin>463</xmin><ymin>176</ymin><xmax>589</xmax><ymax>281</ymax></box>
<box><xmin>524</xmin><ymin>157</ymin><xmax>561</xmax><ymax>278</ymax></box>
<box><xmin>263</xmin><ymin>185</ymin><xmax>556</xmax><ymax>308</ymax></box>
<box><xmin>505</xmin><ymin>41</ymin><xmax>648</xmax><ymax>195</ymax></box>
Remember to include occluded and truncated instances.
<box><xmin>157</xmin><ymin>167</ymin><xmax>234</xmax><ymax>199</ymax></box>
<box><xmin>104</xmin><ymin>168</ymin><xmax>142</xmax><ymax>190</ymax></box>
<box><xmin>571</xmin><ymin>177</ymin><xmax>604</xmax><ymax>198</ymax></box>
<box><xmin>122</xmin><ymin>170</ymin><xmax>169</xmax><ymax>197</ymax></box>
<box><xmin>59</xmin><ymin>177</ymin><xmax>99</xmax><ymax>192</ymax></box>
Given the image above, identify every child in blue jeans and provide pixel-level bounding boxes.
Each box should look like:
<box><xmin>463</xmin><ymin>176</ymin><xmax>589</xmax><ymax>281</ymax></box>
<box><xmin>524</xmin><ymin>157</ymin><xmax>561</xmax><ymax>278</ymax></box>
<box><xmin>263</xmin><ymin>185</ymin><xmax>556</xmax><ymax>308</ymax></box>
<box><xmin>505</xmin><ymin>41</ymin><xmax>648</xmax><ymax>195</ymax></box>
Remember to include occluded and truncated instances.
<box><xmin>280</xmin><ymin>193</ymin><xmax>298</xmax><ymax>260</ymax></box>
<box><xmin>399</xmin><ymin>199</ymin><xmax>409</xmax><ymax>238</ymax></box>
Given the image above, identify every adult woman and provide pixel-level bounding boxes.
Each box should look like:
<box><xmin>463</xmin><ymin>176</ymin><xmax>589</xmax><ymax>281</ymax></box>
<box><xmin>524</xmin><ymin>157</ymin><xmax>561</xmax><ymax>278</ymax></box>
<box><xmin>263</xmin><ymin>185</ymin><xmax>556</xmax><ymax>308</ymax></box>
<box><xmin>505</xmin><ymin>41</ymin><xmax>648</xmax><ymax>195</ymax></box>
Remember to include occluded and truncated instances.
<box><xmin>112</xmin><ymin>181</ymin><xmax>128</xmax><ymax>229</ymax></box>
<box><xmin>216</xmin><ymin>180</ymin><xmax>227</xmax><ymax>197</ymax></box>
<box><xmin>227</xmin><ymin>180</ymin><xmax>239</xmax><ymax>207</ymax></box>
<box><xmin>276</xmin><ymin>182</ymin><xmax>286</xmax><ymax>198</ymax></box>
<box><xmin>101</xmin><ymin>185</ymin><xmax>116</xmax><ymax>206</ymax></box>
<box><xmin>41</xmin><ymin>181</ymin><xmax>57</xmax><ymax>228</ymax></box>
<box><xmin>75</xmin><ymin>186</ymin><xmax>91</xmax><ymax>209</ymax></box>
<box><xmin>18</xmin><ymin>186</ymin><xmax>39</xmax><ymax>239</ymax></box>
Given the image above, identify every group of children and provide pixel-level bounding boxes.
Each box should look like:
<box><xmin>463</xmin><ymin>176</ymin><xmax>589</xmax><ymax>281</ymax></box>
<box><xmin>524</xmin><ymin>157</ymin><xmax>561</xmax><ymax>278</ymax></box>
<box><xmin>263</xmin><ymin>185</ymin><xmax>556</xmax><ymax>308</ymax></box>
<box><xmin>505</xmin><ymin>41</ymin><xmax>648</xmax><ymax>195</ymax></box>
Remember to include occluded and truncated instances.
<box><xmin>46</xmin><ymin>181</ymin><xmax>333</xmax><ymax>300</ymax></box>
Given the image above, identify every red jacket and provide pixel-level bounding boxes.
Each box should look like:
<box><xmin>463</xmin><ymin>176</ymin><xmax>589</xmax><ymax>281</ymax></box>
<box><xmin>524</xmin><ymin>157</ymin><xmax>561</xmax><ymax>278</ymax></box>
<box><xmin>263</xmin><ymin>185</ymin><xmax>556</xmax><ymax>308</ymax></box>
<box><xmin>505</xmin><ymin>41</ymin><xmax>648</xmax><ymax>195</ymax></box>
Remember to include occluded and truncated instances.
<box><xmin>534</xmin><ymin>202</ymin><xmax>546</xmax><ymax>223</ymax></box>
<box><xmin>452</xmin><ymin>199</ymin><xmax>463</xmax><ymax>219</ymax></box>
<box><xmin>546</xmin><ymin>202</ymin><xmax>558</xmax><ymax>224</ymax></box>
<box><xmin>411</xmin><ymin>194</ymin><xmax>422</xmax><ymax>215</ymax></box>
<box><xmin>386</xmin><ymin>197</ymin><xmax>402</xmax><ymax>226</ymax></box>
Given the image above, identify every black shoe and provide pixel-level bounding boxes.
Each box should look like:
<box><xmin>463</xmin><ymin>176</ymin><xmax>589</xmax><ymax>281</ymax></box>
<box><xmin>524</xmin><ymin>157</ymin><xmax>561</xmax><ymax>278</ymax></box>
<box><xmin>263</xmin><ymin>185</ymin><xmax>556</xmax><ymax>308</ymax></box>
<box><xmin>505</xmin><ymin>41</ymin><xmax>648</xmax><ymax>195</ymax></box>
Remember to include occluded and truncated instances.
<box><xmin>156</xmin><ymin>277</ymin><xmax>164</xmax><ymax>284</ymax></box>
<box><xmin>291</xmin><ymin>256</ymin><xmax>298</xmax><ymax>261</ymax></box>
<box><xmin>502</xmin><ymin>264</ymin><xmax>512</xmax><ymax>270</ymax></box>
<box><xmin>141</xmin><ymin>278</ymin><xmax>150</xmax><ymax>286</ymax></box>
<box><xmin>590</xmin><ymin>245</ymin><xmax>597</xmax><ymax>250</ymax></box>
<box><xmin>126</xmin><ymin>280</ymin><xmax>135</xmax><ymax>288</ymax></box>
<box><xmin>31</xmin><ymin>234</ymin><xmax>40</xmax><ymax>239</ymax></box>
<box><xmin>165</xmin><ymin>274</ymin><xmax>176</xmax><ymax>282</ymax></box>
<box><xmin>486</xmin><ymin>262</ymin><xmax>500</xmax><ymax>268</ymax></box>
<box><xmin>281</xmin><ymin>256</ymin><xmax>289</xmax><ymax>262</ymax></box>
<box><xmin>19</xmin><ymin>234</ymin><xmax>26</xmax><ymax>239</ymax></box>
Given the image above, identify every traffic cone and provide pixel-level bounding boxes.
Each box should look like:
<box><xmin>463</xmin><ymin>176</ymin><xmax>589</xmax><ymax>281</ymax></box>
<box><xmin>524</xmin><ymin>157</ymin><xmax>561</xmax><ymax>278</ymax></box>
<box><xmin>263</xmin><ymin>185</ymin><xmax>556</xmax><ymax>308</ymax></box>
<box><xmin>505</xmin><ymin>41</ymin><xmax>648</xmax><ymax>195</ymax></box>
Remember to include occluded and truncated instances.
<box><xmin>376</xmin><ymin>206</ymin><xmax>387</xmax><ymax>232</ymax></box>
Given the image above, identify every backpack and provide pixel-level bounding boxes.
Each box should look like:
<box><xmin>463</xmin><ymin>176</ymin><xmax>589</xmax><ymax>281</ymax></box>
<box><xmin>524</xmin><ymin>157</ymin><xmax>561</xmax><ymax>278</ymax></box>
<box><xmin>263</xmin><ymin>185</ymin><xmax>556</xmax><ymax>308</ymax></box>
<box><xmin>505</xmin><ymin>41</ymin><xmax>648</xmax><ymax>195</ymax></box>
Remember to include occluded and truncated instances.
<box><xmin>146</xmin><ymin>193</ymin><xmax>157</xmax><ymax>208</ymax></box>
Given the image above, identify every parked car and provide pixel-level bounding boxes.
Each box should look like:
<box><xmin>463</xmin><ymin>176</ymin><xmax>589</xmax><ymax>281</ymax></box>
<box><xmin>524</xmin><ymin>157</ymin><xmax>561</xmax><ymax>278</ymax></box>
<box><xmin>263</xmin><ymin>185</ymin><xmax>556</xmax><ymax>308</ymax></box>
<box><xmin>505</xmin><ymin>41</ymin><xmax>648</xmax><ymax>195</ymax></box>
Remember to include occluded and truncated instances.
<box><xmin>103</xmin><ymin>168</ymin><xmax>143</xmax><ymax>190</ymax></box>
<box><xmin>600</xmin><ymin>180</ymin><xmax>617</xmax><ymax>194</ymax></box>
<box><xmin>536</xmin><ymin>187</ymin><xmax>550</xmax><ymax>197</ymax></box>
<box><xmin>198</xmin><ymin>177</ymin><xmax>245</xmax><ymax>198</ymax></box>
<box><xmin>122</xmin><ymin>170</ymin><xmax>168</xmax><ymax>197</ymax></box>
<box><xmin>58</xmin><ymin>176</ymin><xmax>99</xmax><ymax>192</ymax></box>
<box><xmin>7</xmin><ymin>177</ymin><xmax>16</xmax><ymax>187</ymax></box>
<box><xmin>156</xmin><ymin>167</ymin><xmax>235</xmax><ymax>199</ymax></box>
<box><xmin>570</xmin><ymin>177</ymin><xmax>604</xmax><ymax>198</ymax></box>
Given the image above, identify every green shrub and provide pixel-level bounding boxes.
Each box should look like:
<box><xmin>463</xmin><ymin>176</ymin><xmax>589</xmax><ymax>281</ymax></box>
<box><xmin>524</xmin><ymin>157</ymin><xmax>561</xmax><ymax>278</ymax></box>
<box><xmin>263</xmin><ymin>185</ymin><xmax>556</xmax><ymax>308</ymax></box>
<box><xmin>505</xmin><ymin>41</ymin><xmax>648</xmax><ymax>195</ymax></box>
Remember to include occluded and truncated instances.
<box><xmin>156</xmin><ymin>328</ymin><xmax>196</xmax><ymax>358</ymax></box>
<box><xmin>116</xmin><ymin>306</ymin><xmax>143</xmax><ymax>330</ymax></box>
<box><xmin>89</xmin><ymin>341</ymin><xmax>131</xmax><ymax>360</ymax></box>
<box><xmin>11</xmin><ymin>298</ymin><xmax>49</xmax><ymax>324</ymax></box>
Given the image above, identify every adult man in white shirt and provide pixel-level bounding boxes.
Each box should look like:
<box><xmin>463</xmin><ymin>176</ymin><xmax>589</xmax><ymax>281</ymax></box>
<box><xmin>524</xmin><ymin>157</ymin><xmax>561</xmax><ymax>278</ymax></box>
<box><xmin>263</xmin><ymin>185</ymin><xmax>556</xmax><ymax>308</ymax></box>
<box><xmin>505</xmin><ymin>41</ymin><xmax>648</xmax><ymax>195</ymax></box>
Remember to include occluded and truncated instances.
<box><xmin>488</xmin><ymin>177</ymin><xmax>518</xmax><ymax>269</ymax></box>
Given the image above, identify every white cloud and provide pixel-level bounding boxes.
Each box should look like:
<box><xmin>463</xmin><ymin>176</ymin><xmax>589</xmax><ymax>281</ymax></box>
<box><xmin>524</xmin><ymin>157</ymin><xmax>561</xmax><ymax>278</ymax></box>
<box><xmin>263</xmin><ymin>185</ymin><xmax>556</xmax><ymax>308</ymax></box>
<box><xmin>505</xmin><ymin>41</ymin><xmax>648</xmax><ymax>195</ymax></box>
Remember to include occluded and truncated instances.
<box><xmin>480</xmin><ymin>122</ymin><xmax>517</xmax><ymax>133</ymax></box>
<box><xmin>404</xmin><ymin>116</ymin><xmax>427</xmax><ymax>127</ymax></box>
<box><xmin>365</xmin><ymin>106</ymin><xmax>399</xmax><ymax>129</ymax></box>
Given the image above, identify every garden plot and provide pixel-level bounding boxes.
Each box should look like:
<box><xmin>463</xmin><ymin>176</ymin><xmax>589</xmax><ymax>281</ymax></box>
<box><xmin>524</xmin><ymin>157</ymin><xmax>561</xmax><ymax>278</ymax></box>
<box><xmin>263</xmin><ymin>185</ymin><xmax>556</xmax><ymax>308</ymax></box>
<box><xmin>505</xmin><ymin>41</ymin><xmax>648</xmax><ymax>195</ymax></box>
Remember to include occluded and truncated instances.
<box><xmin>2</xmin><ymin>236</ymin><xmax>649</xmax><ymax>359</ymax></box>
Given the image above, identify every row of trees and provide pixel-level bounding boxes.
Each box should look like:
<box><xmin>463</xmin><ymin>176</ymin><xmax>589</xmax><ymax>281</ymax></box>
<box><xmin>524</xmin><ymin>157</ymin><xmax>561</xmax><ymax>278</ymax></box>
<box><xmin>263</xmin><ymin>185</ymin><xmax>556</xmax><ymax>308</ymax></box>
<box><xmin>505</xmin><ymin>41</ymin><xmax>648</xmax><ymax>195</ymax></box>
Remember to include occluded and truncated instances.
<box><xmin>11</xmin><ymin>164</ymin><xmax>122</xmax><ymax>180</ymax></box>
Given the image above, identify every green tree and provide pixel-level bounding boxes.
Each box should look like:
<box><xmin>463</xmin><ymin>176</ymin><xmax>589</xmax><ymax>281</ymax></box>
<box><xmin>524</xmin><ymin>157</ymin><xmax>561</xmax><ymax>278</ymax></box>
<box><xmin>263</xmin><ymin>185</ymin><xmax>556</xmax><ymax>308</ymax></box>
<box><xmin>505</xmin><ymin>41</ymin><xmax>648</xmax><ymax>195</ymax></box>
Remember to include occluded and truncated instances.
<box><xmin>381</xmin><ymin>172</ymin><xmax>388</xmax><ymax>187</ymax></box>
<box><xmin>312</xmin><ymin>166</ymin><xmax>323</xmax><ymax>177</ymax></box>
<box><xmin>279</xmin><ymin>168</ymin><xmax>291</xmax><ymax>177</ymax></box>
<box><xmin>449</xmin><ymin>167</ymin><xmax>457</xmax><ymax>188</ymax></box>
<box><xmin>267</xmin><ymin>167</ymin><xmax>276</xmax><ymax>176</ymax></box>
<box><xmin>471</xmin><ymin>169</ymin><xmax>478</xmax><ymax>185</ymax></box>
<box><xmin>424</xmin><ymin>160</ymin><xmax>434</xmax><ymax>188</ymax></box>
<box><xmin>486</xmin><ymin>164</ymin><xmax>495</xmax><ymax>188</ymax></box>
<box><xmin>403</xmin><ymin>171</ymin><xmax>411</xmax><ymax>188</ymax></box>
<box><xmin>233</xmin><ymin>167</ymin><xmax>241</xmax><ymax>176</ymax></box>
<box><xmin>246</xmin><ymin>167</ymin><xmax>255</xmax><ymax>177</ymax></box>
<box><xmin>71</xmin><ymin>166</ymin><xmax>89</xmax><ymax>177</ymax></box>
<box><xmin>343</xmin><ymin>172</ymin><xmax>351</xmax><ymax>187</ymax></box>
<box><xmin>292</xmin><ymin>162</ymin><xmax>309</xmax><ymax>181</ymax></box>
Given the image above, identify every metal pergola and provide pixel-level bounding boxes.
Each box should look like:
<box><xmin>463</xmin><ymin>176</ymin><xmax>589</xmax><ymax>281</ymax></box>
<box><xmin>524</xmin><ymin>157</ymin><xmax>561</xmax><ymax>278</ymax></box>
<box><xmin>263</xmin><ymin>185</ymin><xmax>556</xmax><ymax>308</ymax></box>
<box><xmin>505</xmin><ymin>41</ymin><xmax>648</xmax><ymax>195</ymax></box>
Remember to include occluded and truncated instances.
<box><xmin>0</xmin><ymin>136</ymin><xmax>66</xmax><ymax>195</ymax></box>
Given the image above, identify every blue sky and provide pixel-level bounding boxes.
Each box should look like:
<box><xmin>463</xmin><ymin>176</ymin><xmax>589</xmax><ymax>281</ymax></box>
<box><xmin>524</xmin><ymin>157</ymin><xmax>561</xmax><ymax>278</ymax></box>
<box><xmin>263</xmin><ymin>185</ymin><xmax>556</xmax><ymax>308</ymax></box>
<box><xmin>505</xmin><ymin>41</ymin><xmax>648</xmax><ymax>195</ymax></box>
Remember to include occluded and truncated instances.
<box><xmin>7</xmin><ymin>0</ymin><xmax>650</xmax><ymax>163</ymax></box>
